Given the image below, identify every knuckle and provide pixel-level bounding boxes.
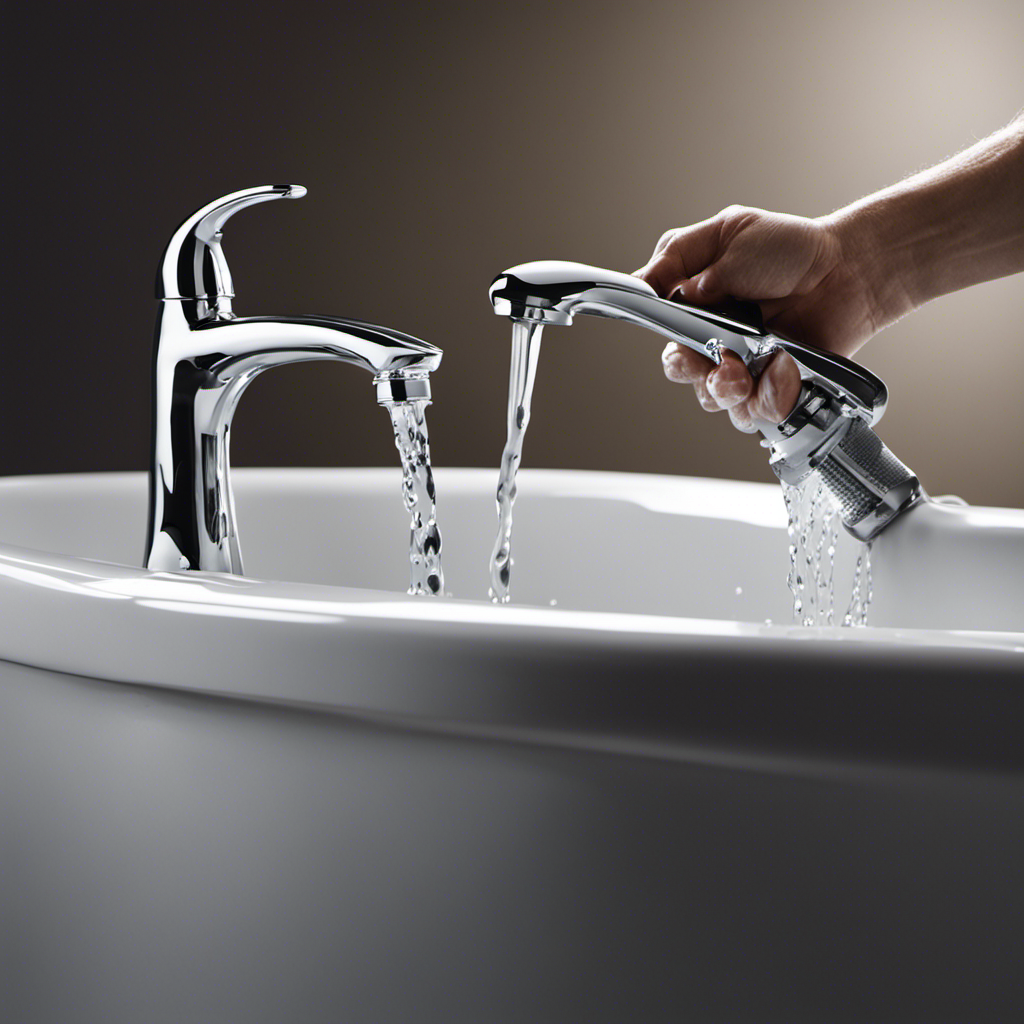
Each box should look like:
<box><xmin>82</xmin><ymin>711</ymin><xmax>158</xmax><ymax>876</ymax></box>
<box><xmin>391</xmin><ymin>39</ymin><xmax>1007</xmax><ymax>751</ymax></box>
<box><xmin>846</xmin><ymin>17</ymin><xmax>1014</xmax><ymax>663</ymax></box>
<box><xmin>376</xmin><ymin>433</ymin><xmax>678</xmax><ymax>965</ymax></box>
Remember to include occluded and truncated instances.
<box><xmin>728</xmin><ymin>407</ymin><xmax>757</xmax><ymax>433</ymax></box>
<box><xmin>718</xmin><ymin>204</ymin><xmax>764</xmax><ymax>230</ymax></box>
<box><xmin>695</xmin><ymin>384</ymin><xmax>720</xmax><ymax>411</ymax></box>
<box><xmin>656</xmin><ymin>227</ymin><xmax>681</xmax><ymax>251</ymax></box>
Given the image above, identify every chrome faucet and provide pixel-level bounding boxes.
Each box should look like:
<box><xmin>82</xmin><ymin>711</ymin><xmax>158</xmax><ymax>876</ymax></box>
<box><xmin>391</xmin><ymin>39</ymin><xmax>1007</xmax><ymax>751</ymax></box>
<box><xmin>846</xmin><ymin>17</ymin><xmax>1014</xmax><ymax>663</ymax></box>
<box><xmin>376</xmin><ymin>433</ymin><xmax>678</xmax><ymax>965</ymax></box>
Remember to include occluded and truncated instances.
<box><xmin>145</xmin><ymin>185</ymin><xmax>442</xmax><ymax>574</ymax></box>
<box><xmin>490</xmin><ymin>261</ymin><xmax>923</xmax><ymax>540</ymax></box>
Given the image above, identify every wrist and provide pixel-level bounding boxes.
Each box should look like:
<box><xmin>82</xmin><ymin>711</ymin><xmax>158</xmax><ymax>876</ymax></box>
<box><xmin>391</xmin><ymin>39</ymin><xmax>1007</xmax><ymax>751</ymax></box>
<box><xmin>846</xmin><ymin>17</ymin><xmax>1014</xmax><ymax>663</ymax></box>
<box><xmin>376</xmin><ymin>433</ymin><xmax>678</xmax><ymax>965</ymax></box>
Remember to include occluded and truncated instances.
<box><xmin>819</xmin><ymin>204</ymin><xmax>918</xmax><ymax>333</ymax></box>
<box><xmin>819</xmin><ymin>115</ymin><xmax>1024</xmax><ymax>330</ymax></box>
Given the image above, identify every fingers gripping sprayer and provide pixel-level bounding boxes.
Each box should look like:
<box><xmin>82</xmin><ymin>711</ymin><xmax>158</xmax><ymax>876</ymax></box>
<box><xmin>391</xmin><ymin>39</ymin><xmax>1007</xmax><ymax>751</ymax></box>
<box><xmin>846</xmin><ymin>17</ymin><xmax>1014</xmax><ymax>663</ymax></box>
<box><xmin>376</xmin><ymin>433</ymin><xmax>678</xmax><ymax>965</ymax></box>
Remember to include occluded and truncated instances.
<box><xmin>488</xmin><ymin>261</ymin><xmax>923</xmax><ymax>541</ymax></box>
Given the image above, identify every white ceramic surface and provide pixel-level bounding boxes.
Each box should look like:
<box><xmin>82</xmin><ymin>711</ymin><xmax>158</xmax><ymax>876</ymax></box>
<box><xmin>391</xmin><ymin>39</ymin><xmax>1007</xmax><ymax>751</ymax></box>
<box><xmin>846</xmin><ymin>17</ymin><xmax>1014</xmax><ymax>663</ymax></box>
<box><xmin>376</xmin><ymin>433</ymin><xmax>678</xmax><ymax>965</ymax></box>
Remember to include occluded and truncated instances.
<box><xmin>2</xmin><ymin>469</ymin><xmax>1022</xmax><ymax>1023</ymax></box>
<box><xmin>0</xmin><ymin>469</ymin><xmax>1021</xmax><ymax>709</ymax></box>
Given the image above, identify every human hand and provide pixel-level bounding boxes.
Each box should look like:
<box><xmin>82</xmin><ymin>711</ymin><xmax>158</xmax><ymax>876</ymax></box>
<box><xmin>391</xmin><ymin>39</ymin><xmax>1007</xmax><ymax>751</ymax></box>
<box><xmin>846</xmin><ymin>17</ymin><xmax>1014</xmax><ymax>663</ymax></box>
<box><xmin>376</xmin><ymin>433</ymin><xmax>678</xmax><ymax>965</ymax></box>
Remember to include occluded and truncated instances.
<box><xmin>635</xmin><ymin>205</ymin><xmax>881</xmax><ymax>431</ymax></box>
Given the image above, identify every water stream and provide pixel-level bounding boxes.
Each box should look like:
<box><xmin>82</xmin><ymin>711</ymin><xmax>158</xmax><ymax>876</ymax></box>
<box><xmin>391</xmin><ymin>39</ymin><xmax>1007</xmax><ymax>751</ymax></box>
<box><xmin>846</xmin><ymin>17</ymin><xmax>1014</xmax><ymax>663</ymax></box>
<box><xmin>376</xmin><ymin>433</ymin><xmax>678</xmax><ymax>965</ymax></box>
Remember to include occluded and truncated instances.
<box><xmin>385</xmin><ymin>399</ymin><xmax>444</xmax><ymax>596</ymax></box>
<box><xmin>844</xmin><ymin>541</ymin><xmax>873</xmax><ymax>627</ymax></box>
<box><xmin>782</xmin><ymin>479</ymin><xmax>872</xmax><ymax>627</ymax></box>
<box><xmin>488</xmin><ymin>320</ymin><xmax>544</xmax><ymax>603</ymax></box>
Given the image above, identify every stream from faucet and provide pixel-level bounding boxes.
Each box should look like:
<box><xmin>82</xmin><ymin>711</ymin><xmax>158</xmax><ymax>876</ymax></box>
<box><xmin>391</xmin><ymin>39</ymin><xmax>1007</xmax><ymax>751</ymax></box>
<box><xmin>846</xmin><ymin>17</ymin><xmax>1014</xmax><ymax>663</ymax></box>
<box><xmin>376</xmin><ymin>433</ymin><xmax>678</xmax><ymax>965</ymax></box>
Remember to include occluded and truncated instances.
<box><xmin>845</xmin><ymin>541</ymin><xmax>873</xmax><ymax>626</ymax></box>
<box><xmin>782</xmin><ymin>478</ymin><xmax>873</xmax><ymax>626</ymax></box>
<box><xmin>489</xmin><ymin>320</ymin><xmax>544</xmax><ymax>603</ymax></box>
<box><xmin>385</xmin><ymin>400</ymin><xmax>444</xmax><ymax>596</ymax></box>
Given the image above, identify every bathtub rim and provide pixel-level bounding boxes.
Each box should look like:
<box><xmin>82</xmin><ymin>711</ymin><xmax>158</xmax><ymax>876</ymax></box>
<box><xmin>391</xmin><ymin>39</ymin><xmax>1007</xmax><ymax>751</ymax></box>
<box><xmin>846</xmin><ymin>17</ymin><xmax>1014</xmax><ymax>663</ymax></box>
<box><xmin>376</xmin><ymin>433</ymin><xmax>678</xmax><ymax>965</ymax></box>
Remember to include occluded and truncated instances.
<box><xmin>2</xmin><ymin>466</ymin><xmax>1023</xmax><ymax>778</ymax></box>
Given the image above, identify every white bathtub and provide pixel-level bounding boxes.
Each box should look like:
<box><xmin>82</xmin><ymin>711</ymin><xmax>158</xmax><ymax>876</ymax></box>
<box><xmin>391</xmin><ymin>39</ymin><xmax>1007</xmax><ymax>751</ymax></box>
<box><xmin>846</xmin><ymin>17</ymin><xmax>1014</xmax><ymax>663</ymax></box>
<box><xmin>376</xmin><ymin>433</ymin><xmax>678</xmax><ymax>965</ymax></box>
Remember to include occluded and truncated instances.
<box><xmin>1</xmin><ymin>468</ymin><xmax>1021</xmax><ymax>1023</ymax></box>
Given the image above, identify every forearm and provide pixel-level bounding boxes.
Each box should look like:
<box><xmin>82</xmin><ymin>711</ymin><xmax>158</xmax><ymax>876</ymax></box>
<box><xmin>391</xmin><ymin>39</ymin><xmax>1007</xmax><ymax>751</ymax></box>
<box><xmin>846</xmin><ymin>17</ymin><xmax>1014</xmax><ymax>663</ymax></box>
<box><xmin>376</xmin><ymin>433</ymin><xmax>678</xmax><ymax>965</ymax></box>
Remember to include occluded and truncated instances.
<box><xmin>824</xmin><ymin>110</ymin><xmax>1024</xmax><ymax>329</ymax></box>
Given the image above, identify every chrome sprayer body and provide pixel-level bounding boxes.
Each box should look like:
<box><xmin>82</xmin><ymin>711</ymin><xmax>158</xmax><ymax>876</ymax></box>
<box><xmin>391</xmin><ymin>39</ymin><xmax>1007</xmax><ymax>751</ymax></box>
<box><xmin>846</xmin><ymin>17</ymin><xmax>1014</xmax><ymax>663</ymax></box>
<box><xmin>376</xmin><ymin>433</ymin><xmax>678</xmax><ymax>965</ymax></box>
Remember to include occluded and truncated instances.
<box><xmin>489</xmin><ymin>261</ymin><xmax>922</xmax><ymax>540</ymax></box>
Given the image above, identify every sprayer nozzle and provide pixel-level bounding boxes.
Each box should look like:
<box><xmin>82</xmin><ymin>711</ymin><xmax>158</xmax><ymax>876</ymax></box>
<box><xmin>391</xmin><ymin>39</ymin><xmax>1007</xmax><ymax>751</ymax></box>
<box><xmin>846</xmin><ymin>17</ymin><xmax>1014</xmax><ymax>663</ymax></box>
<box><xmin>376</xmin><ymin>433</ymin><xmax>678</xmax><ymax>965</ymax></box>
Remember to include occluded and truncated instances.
<box><xmin>814</xmin><ymin>418</ymin><xmax>923</xmax><ymax>540</ymax></box>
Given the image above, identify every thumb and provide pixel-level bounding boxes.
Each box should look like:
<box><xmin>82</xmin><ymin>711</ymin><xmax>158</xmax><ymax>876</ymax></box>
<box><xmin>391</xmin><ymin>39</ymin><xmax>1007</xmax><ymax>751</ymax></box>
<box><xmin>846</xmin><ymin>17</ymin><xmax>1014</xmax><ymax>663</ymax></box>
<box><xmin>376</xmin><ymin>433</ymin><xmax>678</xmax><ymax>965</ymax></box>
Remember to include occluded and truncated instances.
<box><xmin>690</xmin><ymin>260</ymin><xmax>733</xmax><ymax>304</ymax></box>
<box><xmin>636</xmin><ymin>215</ymin><xmax>723</xmax><ymax>298</ymax></box>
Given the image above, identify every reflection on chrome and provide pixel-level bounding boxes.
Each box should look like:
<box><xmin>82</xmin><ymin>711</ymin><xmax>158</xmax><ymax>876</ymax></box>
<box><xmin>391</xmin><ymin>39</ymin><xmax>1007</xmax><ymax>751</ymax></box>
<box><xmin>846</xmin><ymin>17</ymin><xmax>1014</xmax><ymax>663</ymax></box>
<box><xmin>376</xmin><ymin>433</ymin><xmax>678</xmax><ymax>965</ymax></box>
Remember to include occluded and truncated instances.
<box><xmin>145</xmin><ymin>185</ymin><xmax>442</xmax><ymax>576</ymax></box>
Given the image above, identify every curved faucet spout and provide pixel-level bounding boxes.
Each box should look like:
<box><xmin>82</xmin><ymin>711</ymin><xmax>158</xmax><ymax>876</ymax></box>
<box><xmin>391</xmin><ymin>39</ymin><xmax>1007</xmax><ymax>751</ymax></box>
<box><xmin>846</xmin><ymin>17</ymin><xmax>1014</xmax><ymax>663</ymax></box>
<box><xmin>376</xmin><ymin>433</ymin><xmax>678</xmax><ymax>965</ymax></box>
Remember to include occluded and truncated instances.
<box><xmin>145</xmin><ymin>188</ymin><xmax>442</xmax><ymax>576</ymax></box>
<box><xmin>194</xmin><ymin>314</ymin><xmax>442</xmax><ymax>380</ymax></box>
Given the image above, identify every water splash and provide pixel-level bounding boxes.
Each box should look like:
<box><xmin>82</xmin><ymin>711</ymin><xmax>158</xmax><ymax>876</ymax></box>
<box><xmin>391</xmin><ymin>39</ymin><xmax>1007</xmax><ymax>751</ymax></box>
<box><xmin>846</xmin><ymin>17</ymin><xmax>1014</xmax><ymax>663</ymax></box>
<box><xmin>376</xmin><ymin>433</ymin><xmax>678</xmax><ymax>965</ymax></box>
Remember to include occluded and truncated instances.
<box><xmin>782</xmin><ymin>477</ymin><xmax>871</xmax><ymax>627</ymax></box>
<box><xmin>385</xmin><ymin>399</ymin><xmax>444</xmax><ymax>596</ymax></box>
<box><xmin>489</xmin><ymin>320</ymin><xmax>544</xmax><ymax>603</ymax></box>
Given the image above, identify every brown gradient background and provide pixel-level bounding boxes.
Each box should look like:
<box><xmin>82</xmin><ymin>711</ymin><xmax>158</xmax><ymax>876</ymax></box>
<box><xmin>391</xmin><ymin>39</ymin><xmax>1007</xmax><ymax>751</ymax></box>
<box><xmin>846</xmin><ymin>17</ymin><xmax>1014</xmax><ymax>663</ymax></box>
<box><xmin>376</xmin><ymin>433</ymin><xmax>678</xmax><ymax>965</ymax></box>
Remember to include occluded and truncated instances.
<box><xmin>6</xmin><ymin>0</ymin><xmax>1023</xmax><ymax>506</ymax></box>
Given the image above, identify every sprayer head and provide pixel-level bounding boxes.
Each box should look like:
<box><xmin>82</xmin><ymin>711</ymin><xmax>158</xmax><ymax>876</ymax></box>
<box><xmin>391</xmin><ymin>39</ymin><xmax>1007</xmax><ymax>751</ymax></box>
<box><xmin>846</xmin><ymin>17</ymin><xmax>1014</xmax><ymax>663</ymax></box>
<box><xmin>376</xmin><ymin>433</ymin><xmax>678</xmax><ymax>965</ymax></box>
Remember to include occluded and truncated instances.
<box><xmin>762</xmin><ymin>385</ymin><xmax>923</xmax><ymax>541</ymax></box>
<box><xmin>489</xmin><ymin>261</ymin><xmax>660</xmax><ymax>326</ymax></box>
